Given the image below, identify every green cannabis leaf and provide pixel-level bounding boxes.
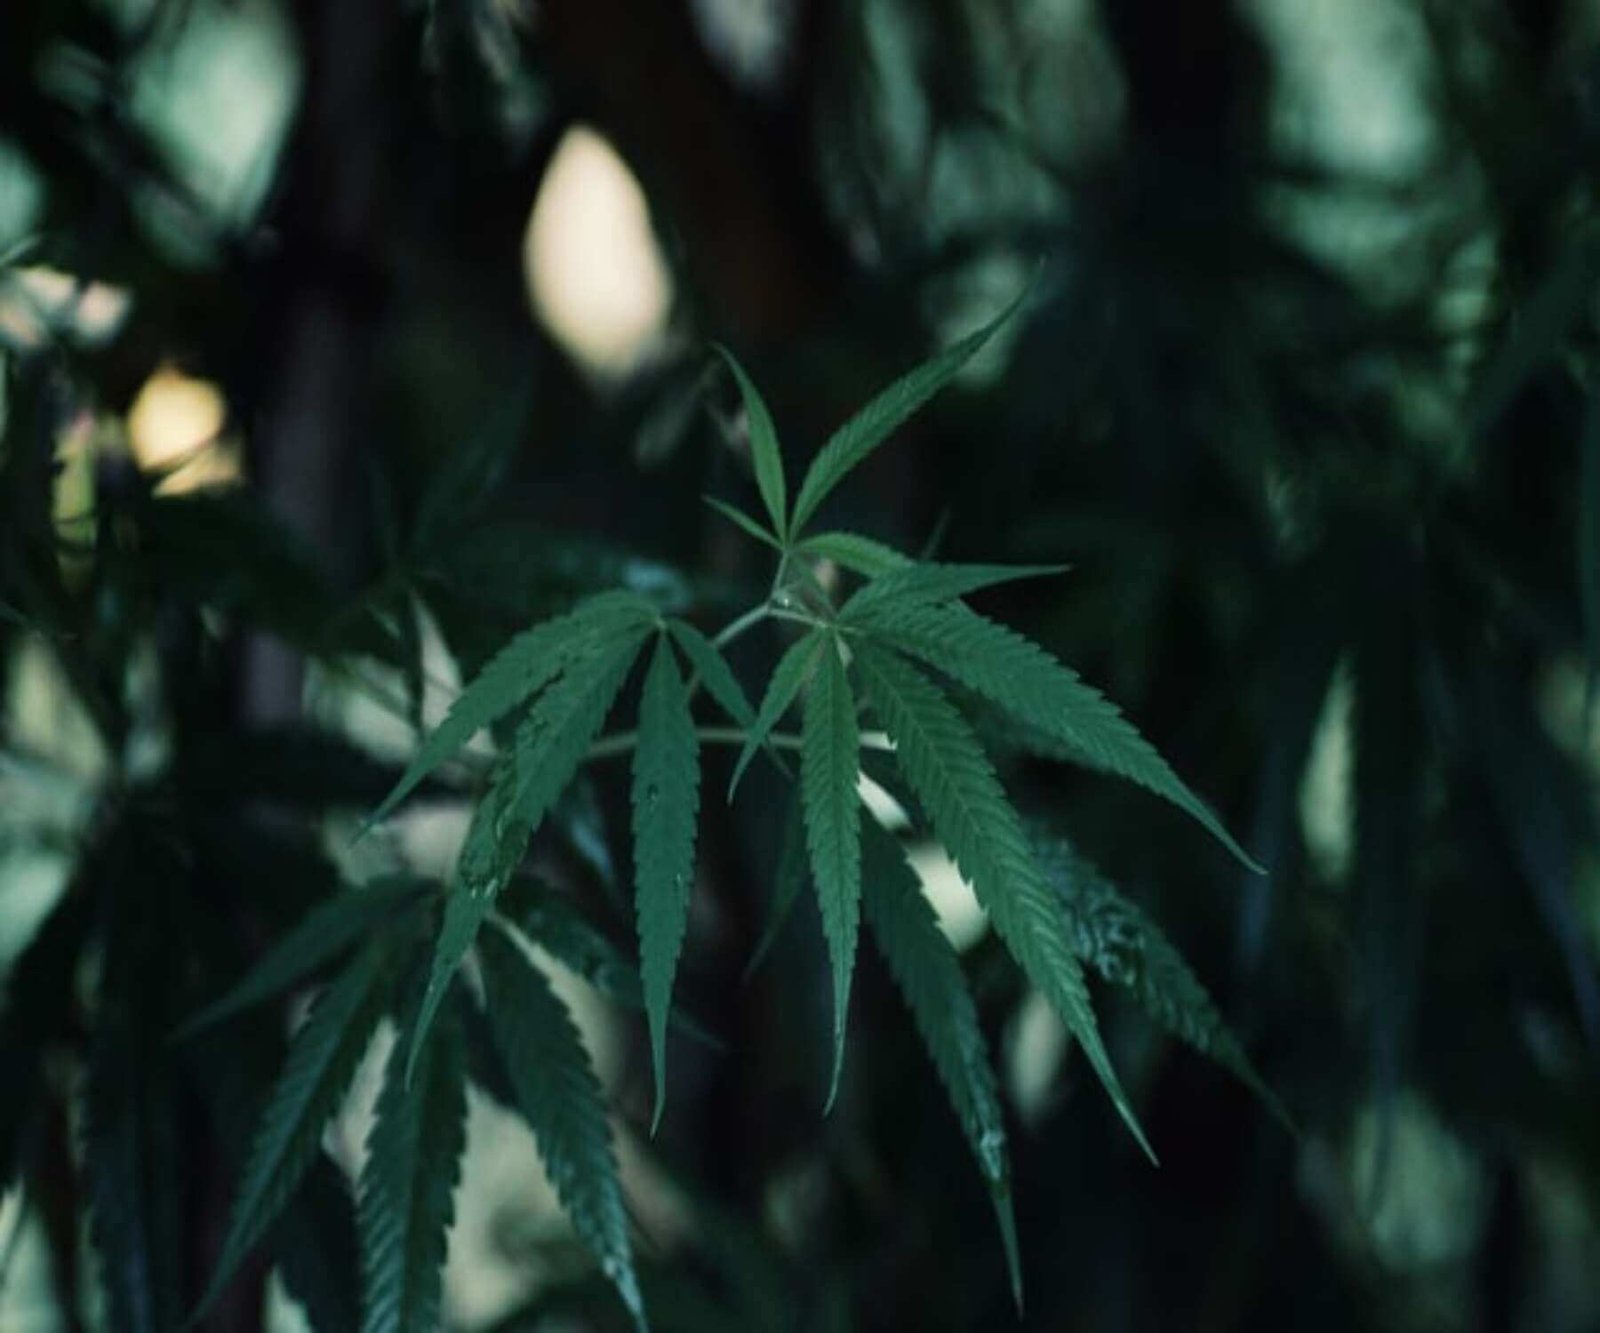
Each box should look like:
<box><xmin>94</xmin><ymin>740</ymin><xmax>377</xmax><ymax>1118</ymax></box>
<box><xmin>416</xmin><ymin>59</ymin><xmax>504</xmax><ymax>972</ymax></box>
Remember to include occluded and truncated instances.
<box><xmin>405</xmin><ymin>612</ymin><xmax>651</xmax><ymax>1077</ymax></box>
<box><xmin>1031</xmin><ymin>830</ymin><xmax>1286</xmax><ymax>1125</ymax></box>
<box><xmin>358</xmin><ymin>988</ymin><xmax>469</xmax><ymax>1333</ymax></box>
<box><xmin>788</xmin><ymin>292</ymin><xmax>1027</xmax><ymax>534</ymax></box>
<box><xmin>200</xmin><ymin>941</ymin><xmax>398</xmax><ymax>1316</ymax></box>
<box><xmin>478</xmin><ymin>926</ymin><xmax>646</xmax><ymax>1330</ymax></box>
<box><xmin>861</xmin><ymin>823</ymin><xmax>1021</xmax><ymax>1308</ymax></box>
<box><xmin>800</xmin><ymin>636</ymin><xmax>862</xmax><ymax>1105</ymax></box>
<box><xmin>632</xmin><ymin>635</ymin><xmax>702</xmax><ymax>1131</ymax></box>
<box><xmin>713</xmin><ymin>346</ymin><xmax>788</xmax><ymax>541</ymax></box>
<box><xmin>851</xmin><ymin>641</ymin><xmax>1155</xmax><ymax>1160</ymax></box>
<box><xmin>845</xmin><ymin>597</ymin><xmax>1259</xmax><ymax>870</ymax></box>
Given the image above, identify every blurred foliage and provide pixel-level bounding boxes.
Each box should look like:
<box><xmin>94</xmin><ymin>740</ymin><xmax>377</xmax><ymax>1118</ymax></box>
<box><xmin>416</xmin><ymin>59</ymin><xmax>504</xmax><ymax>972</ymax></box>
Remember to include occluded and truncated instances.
<box><xmin>3</xmin><ymin>0</ymin><xmax>1600</xmax><ymax>1330</ymax></box>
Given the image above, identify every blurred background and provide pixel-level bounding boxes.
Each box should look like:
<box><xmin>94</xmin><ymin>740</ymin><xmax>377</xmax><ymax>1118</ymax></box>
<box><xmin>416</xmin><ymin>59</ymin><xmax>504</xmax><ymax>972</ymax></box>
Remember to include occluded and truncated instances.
<box><xmin>3</xmin><ymin>0</ymin><xmax>1600</xmax><ymax>1329</ymax></box>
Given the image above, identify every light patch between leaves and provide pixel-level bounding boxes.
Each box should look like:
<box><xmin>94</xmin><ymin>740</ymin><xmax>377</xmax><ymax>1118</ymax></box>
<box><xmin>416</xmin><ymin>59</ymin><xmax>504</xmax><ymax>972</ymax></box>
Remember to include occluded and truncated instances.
<box><xmin>906</xmin><ymin>838</ymin><xmax>988</xmax><ymax>953</ymax></box>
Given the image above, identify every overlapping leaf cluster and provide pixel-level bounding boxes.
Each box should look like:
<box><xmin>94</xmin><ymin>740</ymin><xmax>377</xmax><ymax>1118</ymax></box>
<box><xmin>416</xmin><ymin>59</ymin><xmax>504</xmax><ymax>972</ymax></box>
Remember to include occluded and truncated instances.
<box><xmin>201</xmin><ymin>298</ymin><xmax>1270</xmax><ymax>1328</ymax></box>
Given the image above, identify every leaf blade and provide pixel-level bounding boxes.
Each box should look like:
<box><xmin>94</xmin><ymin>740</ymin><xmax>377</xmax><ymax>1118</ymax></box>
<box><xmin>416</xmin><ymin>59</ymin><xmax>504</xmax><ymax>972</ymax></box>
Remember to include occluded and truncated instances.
<box><xmin>667</xmin><ymin>619</ymin><xmax>755</xmax><ymax>727</ymax></box>
<box><xmin>406</xmin><ymin>623</ymin><xmax>649</xmax><ymax>1077</ymax></box>
<box><xmin>631</xmin><ymin>637</ymin><xmax>702</xmax><ymax>1131</ymax></box>
<box><xmin>851</xmin><ymin>600</ymin><xmax>1259</xmax><ymax>870</ymax></box>
<box><xmin>478</xmin><ymin>927</ymin><xmax>645</xmax><ymax>1330</ymax></box>
<box><xmin>790</xmin><ymin>292</ymin><xmax>1027</xmax><ymax>533</ymax></box>
<box><xmin>358</xmin><ymin>991</ymin><xmax>469</xmax><ymax>1333</ymax></box>
<box><xmin>712</xmin><ymin>347</ymin><xmax>787</xmax><ymax>539</ymax></box>
<box><xmin>800</xmin><ymin>638</ymin><xmax>862</xmax><ymax>1107</ymax></box>
<box><xmin>199</xmin><ymin>943</ymin><xmax>397</xmax><ymax>1316</ymax></box>
<box><xmin>851</xmin><ymin>642</ymin><xmax>1153</xmax><ymax>1160</ymax></box>
<box><xmin>728</xmin><ymin>631</ymin><xmax>824</xmax><ymax>798</ymax></box>
<box><xmin>366</xmin><ymin>591</ymin><xmax>654</xmax><ymax>828</ymax></box>
<box><xmin>860</xmin><ymin>823</ymin><xmax>1021</xmax><ymax>1307</ymax></box>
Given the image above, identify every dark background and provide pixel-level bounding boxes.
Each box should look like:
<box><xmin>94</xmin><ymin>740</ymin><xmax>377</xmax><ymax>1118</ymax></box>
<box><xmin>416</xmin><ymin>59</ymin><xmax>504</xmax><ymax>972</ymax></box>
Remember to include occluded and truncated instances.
<box><xmin>2</xmin><ymin>0</ymin><xmax>1599</xmax><ymax>1329</ymax></box>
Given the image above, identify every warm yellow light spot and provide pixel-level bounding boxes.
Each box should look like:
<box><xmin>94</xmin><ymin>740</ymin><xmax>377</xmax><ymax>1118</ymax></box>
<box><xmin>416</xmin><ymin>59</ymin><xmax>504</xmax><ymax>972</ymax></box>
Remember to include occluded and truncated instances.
<box><xmin>127</xmin><ymin>366</ymin><xmax>241</xmax><ymax>494</ymax></box>
<box><xmin>0</xmin><ymin>266</ymin><xmax>131</xmax><ymax>349</ymax></box>
<box><xmin>524</xmin><ymin>127</ymin><xmax>672</xmax><ymax>379</ymax></box>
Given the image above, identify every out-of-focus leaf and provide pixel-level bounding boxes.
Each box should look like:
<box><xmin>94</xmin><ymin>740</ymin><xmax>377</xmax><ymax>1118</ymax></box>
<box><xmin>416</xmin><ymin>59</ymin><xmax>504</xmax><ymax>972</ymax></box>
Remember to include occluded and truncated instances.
<box><xmin>175</xmin><ymin>878</ymin><xmax>427</xmax><ymax>1039</ymax></box>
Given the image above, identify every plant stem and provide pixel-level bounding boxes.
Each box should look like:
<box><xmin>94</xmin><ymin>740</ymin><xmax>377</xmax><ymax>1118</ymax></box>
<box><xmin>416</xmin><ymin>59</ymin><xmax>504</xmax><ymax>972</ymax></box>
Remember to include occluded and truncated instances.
<box><xmin>711</xmin><ymin>603</ymin><xmax>771</xmax><ymax>649</ymax></box>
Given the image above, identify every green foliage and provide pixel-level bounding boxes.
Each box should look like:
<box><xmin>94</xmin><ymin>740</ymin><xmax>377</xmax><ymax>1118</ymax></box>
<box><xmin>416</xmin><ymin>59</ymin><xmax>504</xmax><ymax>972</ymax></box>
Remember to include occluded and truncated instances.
<box><xmin>175</xmin><ymin>878</ymin><xmax>427</xmax><ymax>1038</ymax></box>
<box><xmin>631</xmin><ymin>635</ymin><xmax>702</xmax><ymax>1130</ymax></box>
<box><xmin>788</xmin><ymin>292</ymin><xmax>1027</xmax><ymax>535</ymax></box>
<box><xmin>357</xmin><ymin>991</ymin><xmax>469</xmax><ymax>1333</ymax></box>
<box><xmin>860</xmin><ymin>823</ymin><xmax>1021</xmax><ymax>1308</ymax></box>
<box><xmin>477</xmin><ymin>926</ymin><xmax>645</xmax><ymax>1329</ymax></box>
<box><xmin>406</xmin><ymin>612</ymin><xmax>651</xmax><ymax>1076</ymax></box>
<box><xmin>728</xmin><ymin>630</ymin><xmax>823</xmax><ymax>796</ymax></box>
<box><xmin>713</xmin><ymin>346</ymin><xmax>788</xmax><ymax>541</ymax></box>
<box><xmin>800</xmin><ymin>636</ymin><xmax>862</xmax><ymax>1104</ymax></box>
<box><xmin>1031</xmin><ymin>831</ymin><xmax>1285</xmax><ymax>1123</ymax></box>
<box><xmin>201</xmin><ymin>941</ymin><xmax>399</xmax><ymax>1315</ymax></box>
<box><xmin>845</xmin><ymin>597</ymin><xmax>1259</xmax><ymax>869</ymax></box>
<box><xmin>849</xmin><ymin>640</ymin><xmax>1155</xmax><ymax>1161</ymax></box>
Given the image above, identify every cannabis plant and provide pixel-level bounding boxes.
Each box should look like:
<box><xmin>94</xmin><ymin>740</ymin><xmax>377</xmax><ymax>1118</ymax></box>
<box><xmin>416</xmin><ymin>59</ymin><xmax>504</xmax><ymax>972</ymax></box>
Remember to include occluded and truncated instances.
<box><xmin>143</xmin><ymin>303</ymin><xmax>1279</xmax><ymax>1331</ymax></box>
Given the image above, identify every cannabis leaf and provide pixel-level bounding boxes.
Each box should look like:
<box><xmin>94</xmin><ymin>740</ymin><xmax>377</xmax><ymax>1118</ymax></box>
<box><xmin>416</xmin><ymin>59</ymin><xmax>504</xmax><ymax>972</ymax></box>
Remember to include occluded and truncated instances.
<box><xmin>714</xmin><ymin>347</ymin><xmax>787</xmax><ymax>540</ymax></box>
<box><xmin>367</xmin><ymin>590</ymin><xmax>655</xmax><ymax>827</ymax></box>
<box><xmin>667</xmin><ymin>618</ymin><xmax>756</xmax><ymax>728</ymax></box>
<box><xmin>789</xmin><ymin>292</ymin><xmax>1026</xmax><ymax>535</ymax></box>
<box><xmin>407</xmin><ymin>615</ymin><xmax>650</xmax><ymax>1077</ymax></box>
<box><xmin>1031</xmin><ymin>831</ymin><xmax>1286</xmax><ymax>1124</ymax></box>
<box><xmin>478</xmin><ymin>926</ymin><xmax>645</xmax><ymax>1330</ymax></box>
<box><xmin>851</xmin><ymin>641</ymin><xmax>1154</xmax><ymax>1160</ymax></box>
<box><xmin>841</xmin><ymin>561</ymin><xmax>1065</xmax><ymax>615</ymax></box>
<box><xmin>632</xmin><ymin>635</ymin><xmax>702</xmax><ymax>1131</ymax></box>
<box><xmin>200</xmin><ymin>942</ymin><xmax>398</xmax><ymax>1315</ymax></box>
<box><xmin>358</xmin><ymin>988</ymin><xmax>469</xmax><ymax>1333</ymax></box>
<box><xmin>728</xmin><ymin>630</ymin><xmax>824</xmax><ymax>796</ymax></box>
<box><xmin>846</xmin><ymin>597</ymin><xmax>1258</xmax><ymax>869</ymax></box>
<box><xmin>796</xmin><ymin>530</ymin><xmax>911</xmax><ymax>578</ymax></box>
<box><xmin>860</xmin><ymin>823</ymin><xmax>1021</xmax><ymax>1307</ymax></box>
<box><xmin>801</xmin><ymin>636</ymin><xmax>862</xmax><ymax>1105</ymax></box>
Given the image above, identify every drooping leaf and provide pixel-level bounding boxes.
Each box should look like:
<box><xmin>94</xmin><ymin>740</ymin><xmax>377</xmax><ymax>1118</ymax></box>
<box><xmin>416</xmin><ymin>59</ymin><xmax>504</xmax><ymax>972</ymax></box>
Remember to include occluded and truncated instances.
<box><xmin>199</xmin><ymin>942</ymin><xmax>398</xmax><ymax>1315</ymax></box>
<box><xmin>797</xmin><ymin>531</ymin><xmax>911</xmax><ymax>578</ymax></box>
<box><xmin>849</xmin><ymin>599</ymin><xmax>1258</xmax><ymax>870</ymax></box>
<box><xmin>703</xmin><ymin>496</ymin><xmax>782</xmax><ymax>551</ymax></box>
<box><xmin>667</xmin><ymin>619</ymin><xmax>756</xmax><ymax>727</ymax></box>
<box><xmin>728</xmin><ymin>630</ymin><xmax>825</xmax><ymax>798</ymax></box>
<box><xmin>860</xmin><ymin>824</ymin><xmax>1021</xmax><ymax>1308</ymax></box>
<box><xmin>1031</xmin><ymin>831</ymin><xmax>1287</xmax><ymax>1125</ymax></box>
<box><xmin>367</xmin><ymin>591</ymin><xmax>655</xmax><ymax>827</ymax></box>
<box><xmin>358</xmin><ymin>990</ymin><xmax>469</xmax><ymax>1333</ymax></box>
<box><xmin>713</xmin><ymin>347</ymin><xmax>787</xmax><ymax>540</ymax></box>
<box><xmin>800</xmin><ymin>637</ymin><xmax>861</xmax><ymax>1108</ymax></box>
<box><xmin>477</xmin><ymin>926</ymin><xmax>645</xmax><ymax>1330</ymax></box>
<box><xmin>840</xmin><ymin>562</ymin><xmax>1066</xmax><ymax>617</ymax></box>
<box><xmin>278</xmin><ymin>1159</ymin><xmax>362</xmax><ymax>1333</ymax></box>
<box><xmin>631</xmin><ymin>636</ymin><xmax>702</xmax><ymax>1131</ymax></box>
<box><xmin>789</xmin><ymin>291</ymin><xmax>1027</xmax><ymax>534</ymax></box>
<box><xmin>851</xmin><ymin>642</ymin><xmax>1154</xmax><ymax>1160</ymax></box>
<box><xmin>407</xmin><ymin>622</ymin><xmax>648</xmax><ymax>1077</ymax></box>
<box><xmin>175</xmin><ymin>878</ymin><xmax>427</xmax><ymax>1039</ymax></box>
